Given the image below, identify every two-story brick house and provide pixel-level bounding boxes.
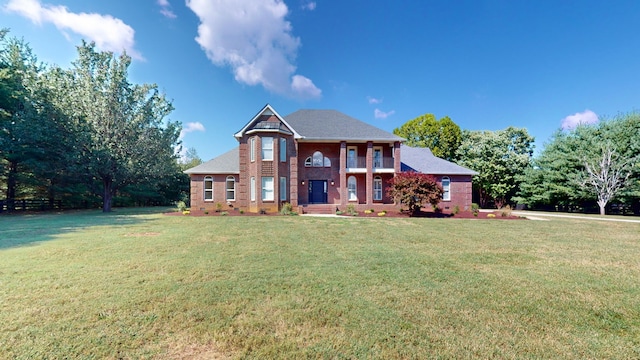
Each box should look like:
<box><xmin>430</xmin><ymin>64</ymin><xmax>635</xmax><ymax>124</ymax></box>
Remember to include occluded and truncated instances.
<box><xmin>185</xmin><ymin>104</ymin><xmax>477</xmax><ymax>213</ymax></box>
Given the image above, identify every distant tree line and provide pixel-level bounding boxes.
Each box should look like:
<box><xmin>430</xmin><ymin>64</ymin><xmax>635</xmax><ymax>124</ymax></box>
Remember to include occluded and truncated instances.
<box><xmin>0</xmin><ymin>30</ymin><xmax>196</xmax><ymax>212</ymax></box>
<box><xmin>395</xmin><ymin>111</ymin><xmax>640</xmax><ymax>215</ymax></box>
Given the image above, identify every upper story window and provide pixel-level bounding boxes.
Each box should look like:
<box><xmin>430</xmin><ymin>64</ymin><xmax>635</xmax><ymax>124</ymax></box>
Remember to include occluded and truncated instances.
<box><xmin>305</xmin><ymin>151</ymin><xmax>331</xmax><ymax>167</ymax></box>
<box><xmin>347</xmin><ymin>147</ymin><xmax>357</xmax><ymax>168</ymax></box>
<box><xmin>373</xmin><ymin>147</ymin><xmax>383</xmax><ymax>168</ymax></box>
<box><xmin>226</xmin><ymin>176</ymin><xmax>235</xmax><ymax>201</ymax></box>
<box><xmin>250</xmin><ymin>137</ymin><xmax>255</xmax><ymax>162</ymax></box>
<box><xmin>280</xmin><ymin>138</ymin><xmax>287</xmax><ymax>162</ymax></box>
<box><xmin>204</xmin><ymin>176</ymin><xmax>213</xmax><ymax>201</ymax></box>
<box><xmin>442</xmin><ymin>176</ymin><xmax>451</xmax><ymax>201</ymax></box>
<box><xmin>262</xmin><ymin>137</ymin><xmax>273</xmax><ymax>161</ymax></box>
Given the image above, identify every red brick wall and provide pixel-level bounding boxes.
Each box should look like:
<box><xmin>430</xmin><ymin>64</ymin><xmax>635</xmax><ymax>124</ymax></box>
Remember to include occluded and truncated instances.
<box><xmin>189</xmin><ymin>174</ymin><xmax>238</xmax><ymax>211</ymax></box>
<box><xmin>435</xmin><ymin>175</ymin><xmax>474</xmax><ymax>211</ymax></box>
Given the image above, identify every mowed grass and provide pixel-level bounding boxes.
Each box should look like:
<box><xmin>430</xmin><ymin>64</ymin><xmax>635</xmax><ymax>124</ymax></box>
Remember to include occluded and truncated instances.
<box><xmin>1</xmin><ymin>209</ymin><xmax>639</xmax><ymax>359</ymax></box>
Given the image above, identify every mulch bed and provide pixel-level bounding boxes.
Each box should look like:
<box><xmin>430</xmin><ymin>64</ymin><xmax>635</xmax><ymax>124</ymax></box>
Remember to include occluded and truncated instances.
<box><xmin>166</xmin><ymin>209</ymin><xmax>524</xmax><ymax>219</ymax></box>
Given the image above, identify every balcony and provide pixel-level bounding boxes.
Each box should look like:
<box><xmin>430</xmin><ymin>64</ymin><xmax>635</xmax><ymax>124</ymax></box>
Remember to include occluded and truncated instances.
<box><xmin>346</xmin><ymin>156</ymin><xmax>395</xmax><ymax>173</ymax></box>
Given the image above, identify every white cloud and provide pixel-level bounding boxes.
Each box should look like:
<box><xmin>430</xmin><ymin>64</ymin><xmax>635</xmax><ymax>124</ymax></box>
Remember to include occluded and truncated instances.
<box><xmin>5</xmin><ymin>0</ymin><xmax>143</xmax><ymax>60</ymax></box>
<box><xmin>179</xmin><ymin>121</ymin><xmax>206</xmax><ymax>139</ymax></box>
<box><xmin>561</xmin><ymin>109</ymin><xmax>599</xmax><ymax>130</ymax></box>
<box><xmin>302</xmin><ymin>2</ymin><xmax>316</xmax><ymax>11</ymax></box>
<box><xmin>157</xmin><ymin>0</ymin><xmax>176</xmax><ymax>19</ymax></box>
<box><xmin>367</xmin><ymin>96</ymin><xmax>382</xmax><ymax>104</ymax></box>
<box><xmin>374</xmin><ymin>109</ymin><xmax>395</xmax><ymax>119</ymax></box>
<box><xmin>186</xmin><ymin>0</ymin><xmax>321</xmax><ymax>99</ymax></box>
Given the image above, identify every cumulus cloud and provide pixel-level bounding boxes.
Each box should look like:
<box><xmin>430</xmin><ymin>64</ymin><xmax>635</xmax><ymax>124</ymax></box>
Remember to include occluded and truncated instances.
<box><xmin>157</xmin><ymin>0</ymin><xmax>177</xmax><ymax>19</ymax></box>
<box><xmin>367</xmin><ymin>96</ymin><xmax>382</xmax><ymax>104</ymax></box>
<box><xmin>186</xmin><ymin>0</ymin><xmax>321</xmax><ymax>99</ymax></box>
<box><xmin>179</xmin><ymin>121</ymin><xmax>206</xmax><ymax>139</ymax></box>
<box><xmin>561</xmin><ymin>109</ymin><xmax>599</xmax><ymax>130</ymax></box>
<box><xmin>5</xmin><ymin>0</ymin><xmax>143</xmax><ymax>60</ymax></box>
<box><xmin>374</xmin><ymin>109</ymin><xmax>395</xmax><ymax>119</ymax></box>
<box><xmin>301</xmin><ymin>2</ymin><xmax>316</xmax><ymax>11</ymax></box>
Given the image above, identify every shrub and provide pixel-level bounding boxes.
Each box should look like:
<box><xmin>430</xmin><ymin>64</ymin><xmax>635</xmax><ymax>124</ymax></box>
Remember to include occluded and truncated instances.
<box><xmin>452</xmin><ymin>205</ymin><xmax>460</xmax><ymax>215</ymax></box>
<box><xmin>182</xmin><ymin>210</ymin><xmax>190</xmax><ymax>215</ymax></box>
<box><xmin>335</xmin><ymin>210</ymin><xmax>343</xmax><ymax>215</ymax></box>
<box><xmin>215</xmin><ymin>202</ymin><xmax>223</xmax><ymax>212</ymax></box>
<box><xmin>176</xmin><ymin>201</ymin><xmax>187</xmax><ymax>212</ymax></box>
<box><xmin>387</xmin><ymin>171</ymin><xmax>443</xmax><ymax>216</ymax></box>
<box><xmin>364</xmin><ymin>209</ymin><xmax>374</xmax><ymax>214</ymax></box>
<box><xmin>220</xmin><ymin>211</ymin><xmax>229</xmax><ymax>216</ymax></box>
<box><xmin>204</xmin><ymin>210</ymin><xmax>209</xmax><ymax>215</ymax></box>
<box><xmin>280</xmin><ymin>202</ymin><xmax>297</xmax><ymax>216</ymax></box>
<box><xmin>239</xmin><ymin>209</ymin><xmax>244</xmax><ymax>214</ymax></box>
<box><xmin>471</xmin><ymin>203</ymin><xmax>480</xmax><ymax>217</ymax></box>
<box><xmin>487</xmin><ymin>213</ymin><xmax>496</xmax><ymax>218</ymax></box>
<box><xmin>346</xmin><ymin>204</ymin><xmax>358</xmax><ymax>216</ymax></box>
<box><xmin>500</xmin><ymin>205</ymin><xmax>512</xmax><ymax>217</ymax></box>
<box><xmin>377</xmin><ymin>211</ymin><xmax>387</xmax><ymax>217</ymax></box>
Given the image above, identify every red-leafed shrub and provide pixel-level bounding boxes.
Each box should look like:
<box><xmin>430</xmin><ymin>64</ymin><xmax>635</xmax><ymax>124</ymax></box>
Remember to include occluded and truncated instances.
<box><xmin>387</xmin><ymin>172</ymin><xmax>443</xmax><ymax>216</ymax></box>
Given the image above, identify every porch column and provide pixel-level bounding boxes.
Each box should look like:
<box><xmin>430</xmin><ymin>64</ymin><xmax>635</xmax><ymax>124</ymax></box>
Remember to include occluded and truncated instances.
<box><xmin>394</xmin><ymin>141</ymin><xmax>401</xmax><ymax>173</ymax></box>
<box><xmin>290</xmin><ymin>139</ymin><xmax>298</xmax><ymax>207</ymax></box>
<box><xmin>366</xmin><ymin>141</ymin><xmax>373</xmax><ymax>205</ymax></box>
<box><xmin>339</xmin><ymin>141</ymin><xmax>347</xmax><ymax>207</ymax></box>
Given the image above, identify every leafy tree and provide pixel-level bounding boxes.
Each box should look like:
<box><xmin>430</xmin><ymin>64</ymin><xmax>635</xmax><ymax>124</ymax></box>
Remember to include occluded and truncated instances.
<box><xmin>393</xmin><ymin>113</ymin><xmax>462</xmax><ymax>160</ymax></box>
<box><xmin>456</xmin><ymin>127</ymin><xmax>534</xmax><ymax>208</ymax></box>
<box><xmin>179</xmin><ymin>147</ymin><xmax>203</xmax><ymax>171</ymax></box>
<box><xmin>64</xmin><ymin>42</ymin><xmax>181</xmax><ymax>212</ymax></box>
<box><xmin>387</xmin><ymin>171</ymin><xmax>443</xmax><ymax>216</ymax></box>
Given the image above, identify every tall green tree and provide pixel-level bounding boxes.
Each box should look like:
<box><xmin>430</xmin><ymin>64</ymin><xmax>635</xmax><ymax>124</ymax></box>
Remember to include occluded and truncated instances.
<box><xmin>393</xmin><ymin>113</ymin><xmax>462</xmax><ymax>160</ymax></box>
<box><xmin>65</xmin><ymin>42</ymin><xmax>181</xmax><ymax>212</ymax></box>
<box><xmin>456</xmin><ymin>127</ymin><xmax>534</xmax><ymax>208</ymax></box>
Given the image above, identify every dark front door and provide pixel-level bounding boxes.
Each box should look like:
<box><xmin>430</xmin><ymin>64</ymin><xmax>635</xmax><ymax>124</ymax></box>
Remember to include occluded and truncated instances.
<box><xmin>309</xmin><ymin>180</ymin><xmax>328</xmax><ymax>204</ymax></box>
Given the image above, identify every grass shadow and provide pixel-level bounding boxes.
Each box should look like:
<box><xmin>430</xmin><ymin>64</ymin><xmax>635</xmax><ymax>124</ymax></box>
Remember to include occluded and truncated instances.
<box><xmin>0</xmin><ymin>207</ymin><xmax>172</xmax><ymax>250</ymax></box>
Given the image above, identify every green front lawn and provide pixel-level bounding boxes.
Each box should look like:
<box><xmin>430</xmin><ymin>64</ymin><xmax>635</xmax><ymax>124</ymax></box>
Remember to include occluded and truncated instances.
<box><xmin>1</xmin><ymin>209</ymin><xmax>639</xmax><ymax>358</ymax></box>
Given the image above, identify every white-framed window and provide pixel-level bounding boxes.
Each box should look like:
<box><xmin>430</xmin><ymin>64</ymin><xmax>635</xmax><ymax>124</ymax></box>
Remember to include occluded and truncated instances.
<box><xmin>348</xmin><ymin>176</ymin><xmax>357</xmax><ymax>201</ymax></box>
<box><xmin>226</xmin><ymin>176</ymin><xmax>235</xmax><ymax>201</ymax></box>
<box><xmin>262</xmin><ymin>177</ymin><xmax>274</xmax><ymax>201</ymax></box>
<box><xmin>204</xmin><ymin>176</ymin><xmax>213</xmax><ymax>201</ymax></box>
<box><xmin>347</xmin><ymin>147</ymin><xmax>357</xmax><ymax>168</ymax></box>
<box><xmin>280</xmin><ymin>138</ymin><xmax>286</xmax><ymax>162</ymax></box>
<box><xmin>280</xmin><ymin>177</ymin><xmax>287</xmax><ymax>201</ymax></box>
<box><xmin>442</xmin><ymin>176</ymin><xmax>451</xmax><ymax>201</ymax></box>
<box><xmin>373</xmin><ymin>147</ymin><xmax>383</xmax><ymax>168</ymax></box>
<box><xmin>304</xmin><ymin>156</ymin><xmax>312</xmax><ymax>167</ymax></box>
<box><xmin>262</xmin><ymin>137</ymin><xmax>273</xmax><ymax>161</ymax></box>
<box><xmin>250</xmin><ymin>176</ymin><xmax>256</xmax><ymax>201</ymax></box>
<box><xmin>374</xmin><ymin>176</ymin><xmax>383</xmax><ymax>201</ymax></box>
<box><xmin>250</xmin><ymin>137</ymin><xmax>255</xmax><ymax>162</ymax></box>
<box><xmin>312</xmin><ymin>151</ymin><xmax>323</xmax><ymax>167</ymax></box>
<box><xmin>324</xmin><ymin>157</ymin><xmax>331</xmax><ymax>167</ymax></box>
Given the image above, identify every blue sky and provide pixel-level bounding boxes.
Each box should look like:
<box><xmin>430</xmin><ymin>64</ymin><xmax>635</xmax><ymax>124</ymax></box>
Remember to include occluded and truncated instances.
<box><xmin>2</xmin><ymin>0</ymin><xmax>639</xmax><ymax>161</ymax></box>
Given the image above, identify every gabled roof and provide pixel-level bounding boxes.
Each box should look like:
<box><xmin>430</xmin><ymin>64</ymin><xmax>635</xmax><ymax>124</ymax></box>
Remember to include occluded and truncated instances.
<box><xmin>284</xmin><ymin>109</ymin><xmax>404</xmax><ymax>142</ymax></box>
<box><xmin>234</xmin><ymin>104</ymin><xmax>301</xmax><ymax>139</ymax></box>
<box><xmin>400</xmin><ymin>145</ymin><xmax>478</xmax><ymax>175</ymax></box>
<box><xmin>183</xmin><ymin>147</ymin><xmax>239</xmax><ymax>174</ymax></box>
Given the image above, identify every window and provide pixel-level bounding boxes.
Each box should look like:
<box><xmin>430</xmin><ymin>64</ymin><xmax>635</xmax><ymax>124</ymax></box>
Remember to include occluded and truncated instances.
<box><xmin>280</xmin><ymin>177</ymin><xmax>287</xmax><ymax>201</ymax></box>
<box><xmin>204</xmin><ymin>176</ymin><xmax>213</xmax><ymax>201</ymax></box>
<box><xmin>304</xmin><ymin>156</ymin><xmax>312</xmax><ymax>167</ymax></box>
<box><xmin>348</xmin><ymin>176</ymin><xmax>357</xmax><ymax>201</ymax></box>
<box><xmin>262</xmin><ymin>177</ymin><xmax>274</xmax><ymax>201</ymax></box>
<box><xmin>312</xmin><ymin>151</ymin><xmax>323</xmax><ymax>167</ymax></box>
<box><xmin>324</xmin><ymin>157</ymin><xmax>331</xmax><ymax>167</ymax></box>
<box><xmin>280</xmin><ymin>138</ymin><xmax>286</xmax><ymax>162</ymax></box>
<box><xmin>373</xmin><ymin>147</ymin><xmax>382</xmax><ymax>168</ymax></box>
<box><xmin>250</xmin><ymin>137</ymin><xmax>255</xmax><ymax>162</ymax></box>
<box><xmin>347</xmin><ymin>147</ymin><xmax>357</xmax><ymax>168</ymax></box>
<box><xmin>442</xmin><ymin>176</ymin><xmax>451</xmax><ymax>201</ymax></box>
<box><xmin>374</xmin><ymin>176</ymin><xmax>382</xmax><ymax>201</ymax></box>
<box><xmin>250</xmin><ymin>176</ymin><xmax>256</xmax><ymax>201</ymax></box>
<box><xmin>226</xmin><ymin>176</ymin><xmax>235</xmax><ymax>201</ymax></box>
<box><xmin>262</xmin><ymin>137</ymin><xmax>273</xmax><ymax>161</ymax></box>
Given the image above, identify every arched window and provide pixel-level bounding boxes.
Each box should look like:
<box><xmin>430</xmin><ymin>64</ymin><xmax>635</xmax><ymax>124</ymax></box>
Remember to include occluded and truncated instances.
<box><xmin>324</xmin><ymin>156</ymin><xmax>331</xmax><ymax>167</ymax></box>
<box><xmin>204</xmin><ymin>176</ymin><xmax>213</xmax><ymax>201</ymax></box>
<box><xmin>348</xmin><ymin>176</ymin><xmax>357</xmax><ymax>201</ymax></box>
<box><xmin>312</xmin><ymin>151</ymin><xmax>324</xmax><ymax>167</ymax></box>
<box><xmin>373</xmin><ymin>176</ymin><xmax>383</xmax><ymax>201</ymax></box>
<box><xmin>226</xmin><ymin>176</ymin><xmax>235</xmax><ymax>201</ymax></box>
<box><xmin>442</xmin><ymin>176</ymin><xmax>450</xmax><ymax>201</ymax></box>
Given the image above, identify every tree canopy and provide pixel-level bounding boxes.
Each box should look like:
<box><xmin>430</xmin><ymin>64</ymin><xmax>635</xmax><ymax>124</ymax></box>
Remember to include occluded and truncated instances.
<box><xmin>393</xmin><ymin>113</ymin><xmax>461</xmax><ymax>160</ymax></box>
<box><xmin>387</xmin><ymin>171</ymin><xmax>443</xmax><ymax>215</ymax></box>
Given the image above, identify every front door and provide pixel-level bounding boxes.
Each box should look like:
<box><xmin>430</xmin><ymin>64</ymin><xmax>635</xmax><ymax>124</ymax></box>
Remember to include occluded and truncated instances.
<box><xmin>309</xmin><ymin>180</ymin><xmax>327</xmax><ymax>204</ymax></box>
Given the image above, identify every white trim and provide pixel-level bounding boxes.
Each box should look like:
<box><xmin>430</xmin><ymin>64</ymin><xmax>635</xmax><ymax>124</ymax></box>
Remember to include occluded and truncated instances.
<box><xmin>262</xmin><ymin>137</ymin><xmax>273</xmax><ymax>161</ymax></box>
<box><xmin>347</xmin><ymin>176</ymin><xmax>357</xmax><ymax>201</ymax></box>
<box><xmin>204</xmin><ymin>176</ymin><xmax>214</xmax><ymax>201</ymax></box>
<box><xmin>280</xmin><ymin>138</ymin><xmax>287</xmax><ymax>162</ymax></box>
<box><xmin>280</xmin><ymin>177</ymin><xmax>287</xmax><ymax>201</ymax></box>
<box><xmin>347</xmin><ymin>146</ymin><xmax>358</xmax><ymax>168</ymax></box>
<box><xmin>234</xmin><ymin>104</ymin><xmax>302</xmax><ymax>139</ymax></box>
<box><xmin>225</xmin><ymin>175</ymin><xmax>236</xmax><ymax>201</ymax></box>
<box><xmin>442</xmin><ymin>176</ymin><xmax>451</xmax><ymax>201</ymax></box>
<box><xmin>262</xmin><ymin>176</ymin><xmax>274</xmax><ymax>201</ymax></box>
<box><xmin>373</xmin><ymin>176</ymin><xmax>383</xmax><ymax>201</ymax></box>
<box><xmin>250</xmin><ymin>176</ymin><xmax>256</xmax><ymax>202</ymax></box>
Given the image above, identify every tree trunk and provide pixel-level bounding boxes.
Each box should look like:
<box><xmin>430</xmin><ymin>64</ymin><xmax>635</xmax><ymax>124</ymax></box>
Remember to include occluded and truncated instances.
<box><xmin>598</xmin><ymin>201</ymin><xmax>606</xmax><ymax>216</ymax></box>
<box><xmin>7</xmin><ymin>160</ymin><xmax>18</xmax><ymax>212</ymax></box>
<box><xmin>102</xmin><ymin>177</ymin><xmax>113</xmax><ymax>212</ymax></box>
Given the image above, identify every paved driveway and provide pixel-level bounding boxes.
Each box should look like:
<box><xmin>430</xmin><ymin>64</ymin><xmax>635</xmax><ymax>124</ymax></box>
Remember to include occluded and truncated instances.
<box><xmin>512</xmin><ymin>211</ymin><xmax>640</xmax><ymax>224</ymax></box>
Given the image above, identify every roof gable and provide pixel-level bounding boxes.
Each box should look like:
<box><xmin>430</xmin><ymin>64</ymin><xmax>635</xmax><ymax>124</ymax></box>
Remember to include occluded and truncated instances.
<box><xmin>234</xmin><ymin>104</ymin><xmax>300</xmax><ymax>139</ymax></box>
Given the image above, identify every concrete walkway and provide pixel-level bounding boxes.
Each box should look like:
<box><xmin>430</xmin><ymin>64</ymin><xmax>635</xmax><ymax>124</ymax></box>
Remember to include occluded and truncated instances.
<box><xmin>512</xmin><ymin>211</ymin><xmax>640</xmax><ymax>224</ymax></box>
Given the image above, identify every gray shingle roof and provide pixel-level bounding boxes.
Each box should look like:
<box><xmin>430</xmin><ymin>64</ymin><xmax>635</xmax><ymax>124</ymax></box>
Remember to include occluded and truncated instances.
<box><xmin>284</xmin><ymin>109</ymin><xmax>404</xmax><ymax>142</ymax></box>
<box><xmin>400</xmin><ymin>145</ymin><xmax>478</xmax><ymax>175</ymax></box>
<box><xmin>183</xmin><ymin>147</ymin><xmax>239</xmax><ymax>174</ymax></box>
